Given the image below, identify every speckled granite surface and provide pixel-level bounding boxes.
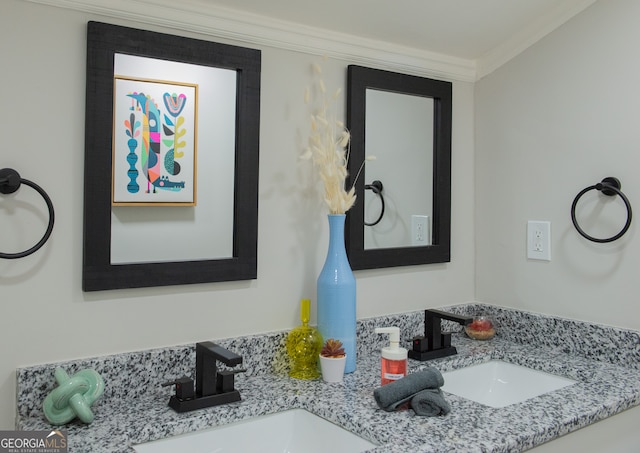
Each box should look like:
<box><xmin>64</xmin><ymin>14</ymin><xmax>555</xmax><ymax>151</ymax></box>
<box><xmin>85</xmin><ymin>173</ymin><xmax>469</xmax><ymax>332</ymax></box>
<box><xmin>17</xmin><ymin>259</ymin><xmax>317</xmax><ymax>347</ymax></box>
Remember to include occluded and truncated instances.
<box><xmin>15</xmin><ymin>304</ymin><xmax>640</xmax><ymax>452</ymax></box>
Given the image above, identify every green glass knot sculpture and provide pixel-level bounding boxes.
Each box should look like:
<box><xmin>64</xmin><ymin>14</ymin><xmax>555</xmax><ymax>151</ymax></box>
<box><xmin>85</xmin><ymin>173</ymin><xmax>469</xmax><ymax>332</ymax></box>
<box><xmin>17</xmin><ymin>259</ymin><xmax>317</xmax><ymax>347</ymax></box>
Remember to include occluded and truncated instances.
<box><xmin>43</xmin><ymin>367</ymin><xmax>105</xmax><ymax>425</ymax></box>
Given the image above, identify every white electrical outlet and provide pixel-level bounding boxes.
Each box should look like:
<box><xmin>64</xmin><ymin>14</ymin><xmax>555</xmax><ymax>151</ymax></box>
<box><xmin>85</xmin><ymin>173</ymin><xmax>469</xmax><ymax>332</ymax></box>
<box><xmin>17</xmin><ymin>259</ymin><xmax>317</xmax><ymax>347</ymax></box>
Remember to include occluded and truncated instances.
<box><xmin>527</xmin><ymin>221</ymin><xmax>551</xmax><ymax>261</ymax></box>
<box><xmin>411</xmin><ymin>215</ymin><xmax>431</xmax><ymax>246</ymax></box>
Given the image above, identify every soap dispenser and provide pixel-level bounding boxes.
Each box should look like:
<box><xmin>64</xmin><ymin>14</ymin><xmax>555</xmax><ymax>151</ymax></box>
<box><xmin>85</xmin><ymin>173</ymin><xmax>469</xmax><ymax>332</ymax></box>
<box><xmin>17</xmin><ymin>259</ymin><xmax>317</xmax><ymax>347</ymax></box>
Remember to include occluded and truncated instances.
<box><xmin>286</xmin><ymin>299</ymin><xmax>323</xmax><ymax>379</ymax></box>
<box><xmin>375</xmin><ymin>327</ymin><xmax>408</xmax><ymax>385</ymax></box>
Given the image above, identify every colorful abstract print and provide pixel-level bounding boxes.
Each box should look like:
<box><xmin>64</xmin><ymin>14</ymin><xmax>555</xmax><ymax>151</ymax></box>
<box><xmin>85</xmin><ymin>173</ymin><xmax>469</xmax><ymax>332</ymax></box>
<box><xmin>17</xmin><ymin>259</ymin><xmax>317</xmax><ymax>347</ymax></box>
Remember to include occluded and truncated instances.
<box><xmin>124</xmin><ymin>90</ymin><xmax>189</xmax><ymax>196</ymax></box>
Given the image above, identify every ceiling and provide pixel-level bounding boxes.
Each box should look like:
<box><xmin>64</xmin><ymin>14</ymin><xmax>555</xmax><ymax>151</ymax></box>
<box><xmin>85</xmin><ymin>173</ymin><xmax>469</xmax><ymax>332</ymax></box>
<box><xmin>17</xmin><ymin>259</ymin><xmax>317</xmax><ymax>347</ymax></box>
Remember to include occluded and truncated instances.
<box><xmin>26</xmin><ymin>0</ymin><xmax>597</xmax><ymax>80</ymax></box>
<box><xmin>194</xmin><ymin>0</ymin><xmax>596</xmax><ymax>61</ymax></box>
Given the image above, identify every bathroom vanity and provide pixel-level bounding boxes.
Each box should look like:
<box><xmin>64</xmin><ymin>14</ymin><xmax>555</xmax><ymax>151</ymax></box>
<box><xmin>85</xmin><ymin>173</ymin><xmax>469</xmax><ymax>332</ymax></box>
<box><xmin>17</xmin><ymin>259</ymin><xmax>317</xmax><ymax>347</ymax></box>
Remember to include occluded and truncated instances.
<box><xmin>15</xmin><ymin>304</ymin><xmax>640</xmax><ymax>452</ymax></box>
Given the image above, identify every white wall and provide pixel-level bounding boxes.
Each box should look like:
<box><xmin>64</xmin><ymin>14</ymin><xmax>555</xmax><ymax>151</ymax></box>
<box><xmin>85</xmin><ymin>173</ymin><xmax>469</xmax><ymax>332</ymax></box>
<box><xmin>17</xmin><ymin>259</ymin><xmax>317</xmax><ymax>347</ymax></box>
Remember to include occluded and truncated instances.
<box><xmin>475</xmin><ymin>0</ymin><xmax>640</xmax><ymax>330</ymax></box>
<box><xmin>0</xmin><ymin>0</ymin><xmax>475</xmax><ymax>428</ymax></box>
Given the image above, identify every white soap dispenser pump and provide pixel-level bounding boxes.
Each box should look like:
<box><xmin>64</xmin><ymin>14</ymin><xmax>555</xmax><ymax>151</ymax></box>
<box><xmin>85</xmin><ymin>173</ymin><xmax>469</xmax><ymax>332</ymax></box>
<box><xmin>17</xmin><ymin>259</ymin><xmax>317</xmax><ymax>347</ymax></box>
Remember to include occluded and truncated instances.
<box><xmin>375</xmin><ymin>327</ymin><xmax>408</xmax><ymax>385</ymax></box>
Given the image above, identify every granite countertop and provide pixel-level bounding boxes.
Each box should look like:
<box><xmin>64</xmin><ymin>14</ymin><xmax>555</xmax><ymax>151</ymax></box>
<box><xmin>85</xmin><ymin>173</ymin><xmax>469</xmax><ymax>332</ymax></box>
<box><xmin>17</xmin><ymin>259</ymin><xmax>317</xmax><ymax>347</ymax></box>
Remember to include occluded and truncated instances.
<box><xmin>15</xmin><ymin>305</ymin><xmax>640</xmax><ymax>452</ymax></box>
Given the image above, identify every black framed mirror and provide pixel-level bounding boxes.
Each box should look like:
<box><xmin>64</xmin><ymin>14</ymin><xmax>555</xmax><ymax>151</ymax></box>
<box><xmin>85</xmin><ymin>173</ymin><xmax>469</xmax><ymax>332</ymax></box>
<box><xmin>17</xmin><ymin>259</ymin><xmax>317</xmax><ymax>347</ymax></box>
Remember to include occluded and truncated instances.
<box><xmin>346</xmin><ymin>65</ymin><xmax>452</xmax><ymax>270</ymax></box>
<box><xmin>83</xmin><ymin>22</ymin><xmax>260</xmax><ymax>291</ymax></box>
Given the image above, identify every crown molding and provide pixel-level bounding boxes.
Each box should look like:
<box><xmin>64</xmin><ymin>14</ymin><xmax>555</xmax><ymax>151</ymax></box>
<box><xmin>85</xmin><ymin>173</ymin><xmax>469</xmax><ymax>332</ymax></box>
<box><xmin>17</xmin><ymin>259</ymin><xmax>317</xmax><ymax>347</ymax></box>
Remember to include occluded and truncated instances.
<box><xmin>23</xmin><ymin>0</ymin><xmax>596</xmax><ymax>82</ymax></box>
<box><xmin>23</xmin><ymin>0</ymin><xmax>477</xmax><ymax>82</ymax></box>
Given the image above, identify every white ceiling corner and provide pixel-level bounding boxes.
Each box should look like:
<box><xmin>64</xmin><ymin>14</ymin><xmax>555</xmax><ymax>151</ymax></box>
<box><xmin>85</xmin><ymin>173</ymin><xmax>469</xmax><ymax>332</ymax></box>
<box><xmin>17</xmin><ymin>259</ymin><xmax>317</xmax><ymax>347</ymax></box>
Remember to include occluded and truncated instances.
<box><xmin>23</xmin><ymin>0</ymin><xmax>597</xmax><ymax>82</ymax></box>
<box><xmin>476</xmin><ymin>0</ymin><xmax>598</xmax><ymax>78</ymax></box>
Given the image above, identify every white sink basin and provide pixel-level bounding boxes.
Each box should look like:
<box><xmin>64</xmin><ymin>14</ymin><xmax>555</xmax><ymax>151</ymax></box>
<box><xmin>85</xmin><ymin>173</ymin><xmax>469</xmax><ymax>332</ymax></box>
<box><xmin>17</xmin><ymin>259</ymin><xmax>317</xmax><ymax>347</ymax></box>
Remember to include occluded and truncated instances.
<box><xmin>441</xmin><ymin>360</ymin><xmax>576</xmax><ymax>408</ymax></box>
<box><xmin>133</xmin><ymin>408</ymin><xmax>376</xmax><ymax>453</ymax></box>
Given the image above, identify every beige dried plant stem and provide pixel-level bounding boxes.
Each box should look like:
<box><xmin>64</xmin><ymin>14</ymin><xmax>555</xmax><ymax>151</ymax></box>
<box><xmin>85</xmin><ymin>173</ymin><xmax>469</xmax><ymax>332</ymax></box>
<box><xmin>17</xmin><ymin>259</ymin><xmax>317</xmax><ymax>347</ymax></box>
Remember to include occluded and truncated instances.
<box><xmin>301</xmin><ymin>60</ymin><xmax>374</xmax><ymax>214</ymax></box>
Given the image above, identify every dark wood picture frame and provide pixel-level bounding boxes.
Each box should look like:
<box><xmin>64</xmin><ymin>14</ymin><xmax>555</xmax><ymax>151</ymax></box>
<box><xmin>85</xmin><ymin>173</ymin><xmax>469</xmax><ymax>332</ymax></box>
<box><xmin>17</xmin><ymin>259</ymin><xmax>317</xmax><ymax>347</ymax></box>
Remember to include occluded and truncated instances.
<box><xmin>346</xmin><ymin>65</ymin><xmax>452</xmax><ymax>270</ymax></box>
<box><xmin>83</xmin><ymin>21</ymin><xmax>261</xmax><ymax>291</ymax></box>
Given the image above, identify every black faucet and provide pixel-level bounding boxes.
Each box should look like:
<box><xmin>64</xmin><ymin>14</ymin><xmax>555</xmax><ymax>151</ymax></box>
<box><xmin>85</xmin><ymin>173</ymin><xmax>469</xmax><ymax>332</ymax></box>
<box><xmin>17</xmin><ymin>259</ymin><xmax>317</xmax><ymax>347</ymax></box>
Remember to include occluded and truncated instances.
<box><xmin>163</xmin><ymin>341</ymin><xmax>245</xmax><ymax>413</ymax></box>
<box><xmin>408</xmin><ymin>309</ymin><xmax>473</xmax><ymax>361</ymax></box>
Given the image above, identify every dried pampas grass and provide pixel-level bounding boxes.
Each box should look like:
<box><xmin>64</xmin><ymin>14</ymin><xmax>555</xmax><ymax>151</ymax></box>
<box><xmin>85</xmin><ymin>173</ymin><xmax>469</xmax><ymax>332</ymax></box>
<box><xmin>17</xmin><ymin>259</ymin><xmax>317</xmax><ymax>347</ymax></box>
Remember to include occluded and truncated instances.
<box><xmin>302</xmin><ymin>60</ymin><xmax>374</xmax><ymax>214</ymax></box>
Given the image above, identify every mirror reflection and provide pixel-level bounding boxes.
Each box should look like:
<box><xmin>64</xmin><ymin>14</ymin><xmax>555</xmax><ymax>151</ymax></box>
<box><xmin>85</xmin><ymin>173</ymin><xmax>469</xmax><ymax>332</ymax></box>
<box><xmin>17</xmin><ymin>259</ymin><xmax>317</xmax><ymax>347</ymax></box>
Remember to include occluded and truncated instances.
<box><xmin>346</xmin><ymin>65</ymin><xmax>452</xmax><ymax>270</ymax></box>
<box><xmin>364</xmin><ymin>89</ymin><xmax>433</xmax><ymax>249</ymax></box>
<box><xmin>111</xmin><ymin>53</ymin><xmax>236</xmax><ymax>264</ymax></box>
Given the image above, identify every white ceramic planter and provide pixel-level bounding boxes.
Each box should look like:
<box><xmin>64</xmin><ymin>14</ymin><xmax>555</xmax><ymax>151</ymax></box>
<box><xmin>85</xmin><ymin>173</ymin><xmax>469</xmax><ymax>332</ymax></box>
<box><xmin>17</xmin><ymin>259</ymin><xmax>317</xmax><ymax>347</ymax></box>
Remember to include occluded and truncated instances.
<box><xmin>319</xmin><ymin>355</ymin><xmax>346</xmax><ymax>383</ymax></box>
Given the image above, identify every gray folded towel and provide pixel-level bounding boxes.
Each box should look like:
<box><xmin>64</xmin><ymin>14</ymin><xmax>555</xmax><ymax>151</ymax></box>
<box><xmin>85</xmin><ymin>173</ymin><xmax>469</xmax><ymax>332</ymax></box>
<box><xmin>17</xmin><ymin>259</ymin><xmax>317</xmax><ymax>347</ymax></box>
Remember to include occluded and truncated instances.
<box><xmin>373</xmin><ymin>368</ymin><xmax>445</xmax><ymax>411</ymax></box>
<box><xmin>410</xmin><ymin>388</ymin><xmax>451</xmax><ymax>416</ymax></box>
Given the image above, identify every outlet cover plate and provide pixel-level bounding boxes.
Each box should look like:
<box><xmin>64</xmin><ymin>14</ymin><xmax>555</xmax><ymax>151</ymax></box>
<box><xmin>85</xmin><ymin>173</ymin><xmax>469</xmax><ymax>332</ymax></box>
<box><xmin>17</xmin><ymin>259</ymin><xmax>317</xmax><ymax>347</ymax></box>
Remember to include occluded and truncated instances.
<box><xmin>411</xmin><ymin>215</ymin><xmax>431</xmax><ymax>246</ymax></box>
<box><xmin>527</xmin><ymin>221</ymin><xmax>551</xmax><ymax>261</ymax></box>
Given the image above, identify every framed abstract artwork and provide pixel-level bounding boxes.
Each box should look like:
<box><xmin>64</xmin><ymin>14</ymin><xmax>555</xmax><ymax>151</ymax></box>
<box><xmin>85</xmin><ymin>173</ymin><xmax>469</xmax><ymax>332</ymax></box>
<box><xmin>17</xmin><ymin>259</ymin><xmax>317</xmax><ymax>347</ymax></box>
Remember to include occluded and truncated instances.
<box><xmin>112</xmin><ymin>76</ymin><xmax>198</xmax><ymax>206</ymax></box>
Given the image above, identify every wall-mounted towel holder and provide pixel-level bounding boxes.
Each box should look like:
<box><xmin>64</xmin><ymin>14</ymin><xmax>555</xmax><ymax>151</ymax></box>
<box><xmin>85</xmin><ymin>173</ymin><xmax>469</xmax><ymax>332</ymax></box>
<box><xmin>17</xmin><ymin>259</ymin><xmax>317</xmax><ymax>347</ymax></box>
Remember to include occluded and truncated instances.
<box><xmin>571</xmin><ymin>176</ymin><xmax>632</xmax><ymax>243</ymax></box>
<box><xmin>0</xmin><ymin>168</ymin><xmax>55</xmax><ymax>259</ymax></box>
<box><xmin>364</xmin><ymin>180</ymin><xmax>385</xmax><ymax>226</ymax></box>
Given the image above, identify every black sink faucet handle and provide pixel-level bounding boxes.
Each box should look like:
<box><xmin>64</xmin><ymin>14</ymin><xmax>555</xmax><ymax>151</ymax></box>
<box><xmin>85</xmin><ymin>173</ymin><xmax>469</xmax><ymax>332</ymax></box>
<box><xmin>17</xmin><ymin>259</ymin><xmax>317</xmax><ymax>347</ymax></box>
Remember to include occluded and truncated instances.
<box><xmin>217</xmin><ymin>369</ymin><xmax>247</xmax><ymax>393</ymax></box>
<box><xmin>161</xmin><ymin>376</ymin><xmax>194</xmax><ymax>400</ymax></box>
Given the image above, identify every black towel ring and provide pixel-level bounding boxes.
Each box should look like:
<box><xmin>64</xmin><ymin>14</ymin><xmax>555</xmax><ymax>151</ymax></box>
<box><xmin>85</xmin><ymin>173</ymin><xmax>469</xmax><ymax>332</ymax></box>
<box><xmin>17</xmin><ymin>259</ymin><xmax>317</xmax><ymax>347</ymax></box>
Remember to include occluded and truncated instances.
<box><xmin>570</xmin><ymin>177</ymin><xmax>632</xmax><ymax>243</ymax></box>
<box><xmin>0</xmin><ymin>168</ymin><xmax>55</xmax><ymax>259</ymax></box>
<box><xmin>364</xmin><ymin>180</ymin><xmax>385</xmax><ymax>227</ymax></box>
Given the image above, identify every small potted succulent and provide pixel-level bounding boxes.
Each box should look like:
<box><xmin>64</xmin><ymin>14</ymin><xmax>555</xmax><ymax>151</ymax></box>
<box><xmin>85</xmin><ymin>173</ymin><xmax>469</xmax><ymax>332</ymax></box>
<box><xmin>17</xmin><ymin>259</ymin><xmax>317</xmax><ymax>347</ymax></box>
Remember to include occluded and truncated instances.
<box><xmin>319</xmin><ymin>338</ymin><xmax>347</xmax><ymax>382</ymax></box>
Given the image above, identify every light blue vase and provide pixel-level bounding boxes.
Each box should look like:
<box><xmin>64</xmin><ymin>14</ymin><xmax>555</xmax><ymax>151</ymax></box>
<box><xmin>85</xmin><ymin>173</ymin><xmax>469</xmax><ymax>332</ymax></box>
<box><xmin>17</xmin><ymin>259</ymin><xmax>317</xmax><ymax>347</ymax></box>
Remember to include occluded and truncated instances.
<box><xmin>317</xmin><ymin>214</ymin><xmax>356</xmax><ymax>373</ymax></box>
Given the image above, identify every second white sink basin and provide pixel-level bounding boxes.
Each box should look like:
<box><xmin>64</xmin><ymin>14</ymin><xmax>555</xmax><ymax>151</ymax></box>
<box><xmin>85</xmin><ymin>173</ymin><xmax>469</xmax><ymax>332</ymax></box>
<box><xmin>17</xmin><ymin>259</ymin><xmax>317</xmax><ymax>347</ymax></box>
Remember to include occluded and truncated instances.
<box><xmin>441</xmin><ymin>360</ymin><xmax>576</xmax><ymax>408</ymax></box>
<box><xmin>133</xmin><ymin>408</ymin><xmax>376</xmax><ymax>453</ymax></box>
